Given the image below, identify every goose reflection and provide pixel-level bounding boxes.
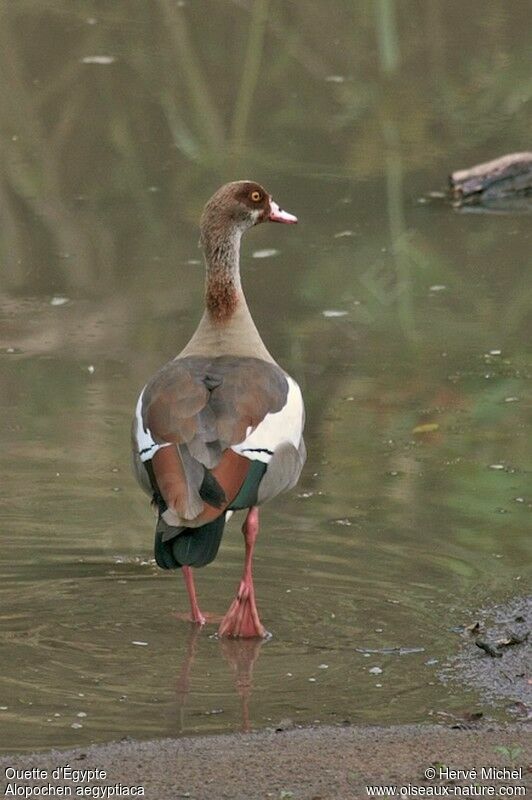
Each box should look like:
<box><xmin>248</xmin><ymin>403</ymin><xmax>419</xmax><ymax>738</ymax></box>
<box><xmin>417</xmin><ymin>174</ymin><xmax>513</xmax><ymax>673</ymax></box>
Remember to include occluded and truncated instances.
<box><xmin>219</xmin><ymin>636</ymin><xmax>263</xmax><ymax>732</ymax></box>
<box><xmin>174</xmin><ymin>624</ymin><xmax>265</xmax><ymax>733</ymax></box>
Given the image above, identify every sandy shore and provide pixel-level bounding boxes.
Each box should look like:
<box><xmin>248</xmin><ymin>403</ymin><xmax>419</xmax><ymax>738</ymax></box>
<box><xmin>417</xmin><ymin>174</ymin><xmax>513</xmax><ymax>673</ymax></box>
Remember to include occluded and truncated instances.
<box><xmin>1</xmin><ymin>724</ymin><xmax>530</xmax><ymax>799</ymax></box>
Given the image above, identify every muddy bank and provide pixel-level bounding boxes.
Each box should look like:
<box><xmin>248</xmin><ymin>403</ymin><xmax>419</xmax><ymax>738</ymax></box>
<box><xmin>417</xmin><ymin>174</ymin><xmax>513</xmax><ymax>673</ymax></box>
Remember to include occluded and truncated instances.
<box><xmin>443</xmin><ymin>595</ymin><xmax>531</xmax><ymax>719</ymax></box>
<box><xmin>1</xmin><ymin>724</ymin><xmax>530</xmax><ymax>800</ymax></box>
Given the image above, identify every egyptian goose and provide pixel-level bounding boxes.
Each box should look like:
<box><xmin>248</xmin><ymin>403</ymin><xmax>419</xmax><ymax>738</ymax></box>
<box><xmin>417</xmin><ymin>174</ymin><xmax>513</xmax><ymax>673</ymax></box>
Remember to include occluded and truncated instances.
<box><xmin>132</xmin><ymin>181</ymin><xmax>306</xmax><ymax>638</ymax></box>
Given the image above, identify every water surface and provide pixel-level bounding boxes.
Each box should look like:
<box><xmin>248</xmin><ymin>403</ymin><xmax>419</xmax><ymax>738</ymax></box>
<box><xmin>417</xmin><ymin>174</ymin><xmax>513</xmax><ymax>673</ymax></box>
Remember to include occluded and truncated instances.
<box><xmin>0</xmin><ymin>1</ymin><xmax>530</xmax><ymax>752</ymax></box>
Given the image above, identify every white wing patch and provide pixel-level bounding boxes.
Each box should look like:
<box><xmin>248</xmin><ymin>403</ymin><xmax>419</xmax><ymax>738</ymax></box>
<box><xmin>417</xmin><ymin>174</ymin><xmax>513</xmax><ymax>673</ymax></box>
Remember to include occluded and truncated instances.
<box><xmin>134</xmin><ymin>389</ymin><xmax>170</xmax><ymax>463</ymax></box>
<box><xmin>231</xmin><ymin>375</ymin><xmax>304</xmax><ymax>464</ymax></box>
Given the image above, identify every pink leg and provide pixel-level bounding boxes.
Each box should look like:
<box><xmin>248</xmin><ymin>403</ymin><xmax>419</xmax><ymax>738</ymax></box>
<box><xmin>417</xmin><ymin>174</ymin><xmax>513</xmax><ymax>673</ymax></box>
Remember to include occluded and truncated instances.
<box><xmin>182</xmin><ymin>566</ymin><xmax>206</xmax><ymax>625</ymax></box>
<box><xmin>218</xmin><ymin>507</ymin><xmax>267</xmax><ymax>639</ymax></box>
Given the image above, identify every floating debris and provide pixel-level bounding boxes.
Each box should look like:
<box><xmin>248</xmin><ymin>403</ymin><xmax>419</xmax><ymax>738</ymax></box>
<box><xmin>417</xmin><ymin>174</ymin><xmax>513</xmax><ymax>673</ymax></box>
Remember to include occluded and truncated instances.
<box><xmin>368</xmin><ymin>666</ymin><xmax>383</xmax><ymax>674</ymax></box>
<box><xmin>81</xmin><ymin>55</ymin><xmax>116</xmax><ymax>64</ymax></box>
<box><xmin>325</xmin><ymin>75</ymin><xmax>345</xmax><ymax>83</ymax></box>
<box><xmin>412</xmin><ymin>422</ymin><xmax>440</xmax><ymax>434</ymax></box>
<box><xmin>87</xmin><ymin>365</ymin><xmax>95</xmax><ymax>374</ymax></box>
<box><xmin>334</xmin><ymin>230</ymin><xmax>354</xmax><ymax>238</ymax></box>
<box><xmin>318</xmin><ymin>664</ymin><xmax>329</xmax><ymax>670</ymax></box>
<box><xmin>356</xmin><ymin>646</ymin><xmax>425</xmax><ymax>656</ymax></box>
<box><xmin>488</xmin><ymin>464</ymin><xmax>505</xmax><ymax>470</ymax></box>
<box><xmin>131</xmin><ymin>641</ymin><xmax>148</xmax><ymax>647</ymax></box>
<box><xmin>504</xmin><ymin>396</ymin><xmax>520</xmax><ymax>403</ymax></box>
<box><xmin>429</xmin><ymin>285</ymin><xmax>447</xmax><ymax>292</ymax></box>
<box><xmin>333</xmin><ymin>518</ymin><xmax>352</xmax><ymax>526</ymax></box>
<box><xmin>252</xmin><ymin>248</ymin><xmax>279</xmax><ymax>259</ymax></box>
<box><xmin>50</xmin><ymin>296</ymin><xmax>69</xmax><ymax>306</ymax></box>
<box><xmin>322</xmin><ymin>310</ymin><xmax>348</xmax><ymax>318</ymax></box>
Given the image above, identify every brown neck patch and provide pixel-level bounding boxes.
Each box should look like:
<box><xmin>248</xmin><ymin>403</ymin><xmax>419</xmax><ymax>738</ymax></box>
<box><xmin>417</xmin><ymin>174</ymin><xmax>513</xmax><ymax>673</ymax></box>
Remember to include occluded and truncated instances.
<box><xmin>205</xmin><ymin>271</ymin><xmax>239</xmax><ymax>323</ymax></box>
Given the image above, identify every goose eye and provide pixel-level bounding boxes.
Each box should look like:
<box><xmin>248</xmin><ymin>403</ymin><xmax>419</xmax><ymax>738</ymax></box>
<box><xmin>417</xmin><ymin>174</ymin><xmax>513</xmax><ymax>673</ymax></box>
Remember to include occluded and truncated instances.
<box><xmin>250</xmin><ymin>190</ymin><xmax>262</xmax><ymax>202</ymax></box>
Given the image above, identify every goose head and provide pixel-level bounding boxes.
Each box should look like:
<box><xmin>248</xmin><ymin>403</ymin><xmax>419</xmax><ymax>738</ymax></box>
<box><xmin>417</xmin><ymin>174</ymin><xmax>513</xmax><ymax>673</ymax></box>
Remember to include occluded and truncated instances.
<box><xmin>200</xmin><ymin>181</ymin><xmax>297</xmax><ymax>241</ymax></box>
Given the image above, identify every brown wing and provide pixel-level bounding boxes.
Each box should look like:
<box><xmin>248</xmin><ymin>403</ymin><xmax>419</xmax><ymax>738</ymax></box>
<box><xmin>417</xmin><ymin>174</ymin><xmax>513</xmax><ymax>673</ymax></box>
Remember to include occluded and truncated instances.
<box><xmin>142</xmin><ymin>361</ymin><xmax>210</xmax><ymax>444</ymax></box>
<box><xmin>139</xmin><ymin>355</ymin><xmax>288</xmax><ymax>523</ymax></box>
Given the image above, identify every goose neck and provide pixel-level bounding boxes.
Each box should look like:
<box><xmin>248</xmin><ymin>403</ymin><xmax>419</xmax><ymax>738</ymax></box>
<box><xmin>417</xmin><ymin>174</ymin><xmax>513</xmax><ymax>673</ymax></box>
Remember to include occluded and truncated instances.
<box><xmin>202</xmin><ymin>225</ymin><xmax>244</xmax><ymax>323</ymax></box>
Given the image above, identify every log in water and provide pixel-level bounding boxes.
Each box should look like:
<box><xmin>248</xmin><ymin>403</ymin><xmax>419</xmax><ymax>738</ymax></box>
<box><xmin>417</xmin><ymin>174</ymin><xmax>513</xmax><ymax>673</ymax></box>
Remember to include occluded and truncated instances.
<box><xmin>450</xmin><ymin>152</ymin><xmax>532</xmax><ymax>205</ymax></box>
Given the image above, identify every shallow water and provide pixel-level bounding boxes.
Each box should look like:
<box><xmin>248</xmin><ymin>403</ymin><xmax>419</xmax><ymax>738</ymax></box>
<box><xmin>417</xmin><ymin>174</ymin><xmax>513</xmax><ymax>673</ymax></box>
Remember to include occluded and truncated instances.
<box><xmin>0</xmin><ymin>1</ymin><xmax>530</xmax><ymax>752</ymax></box>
